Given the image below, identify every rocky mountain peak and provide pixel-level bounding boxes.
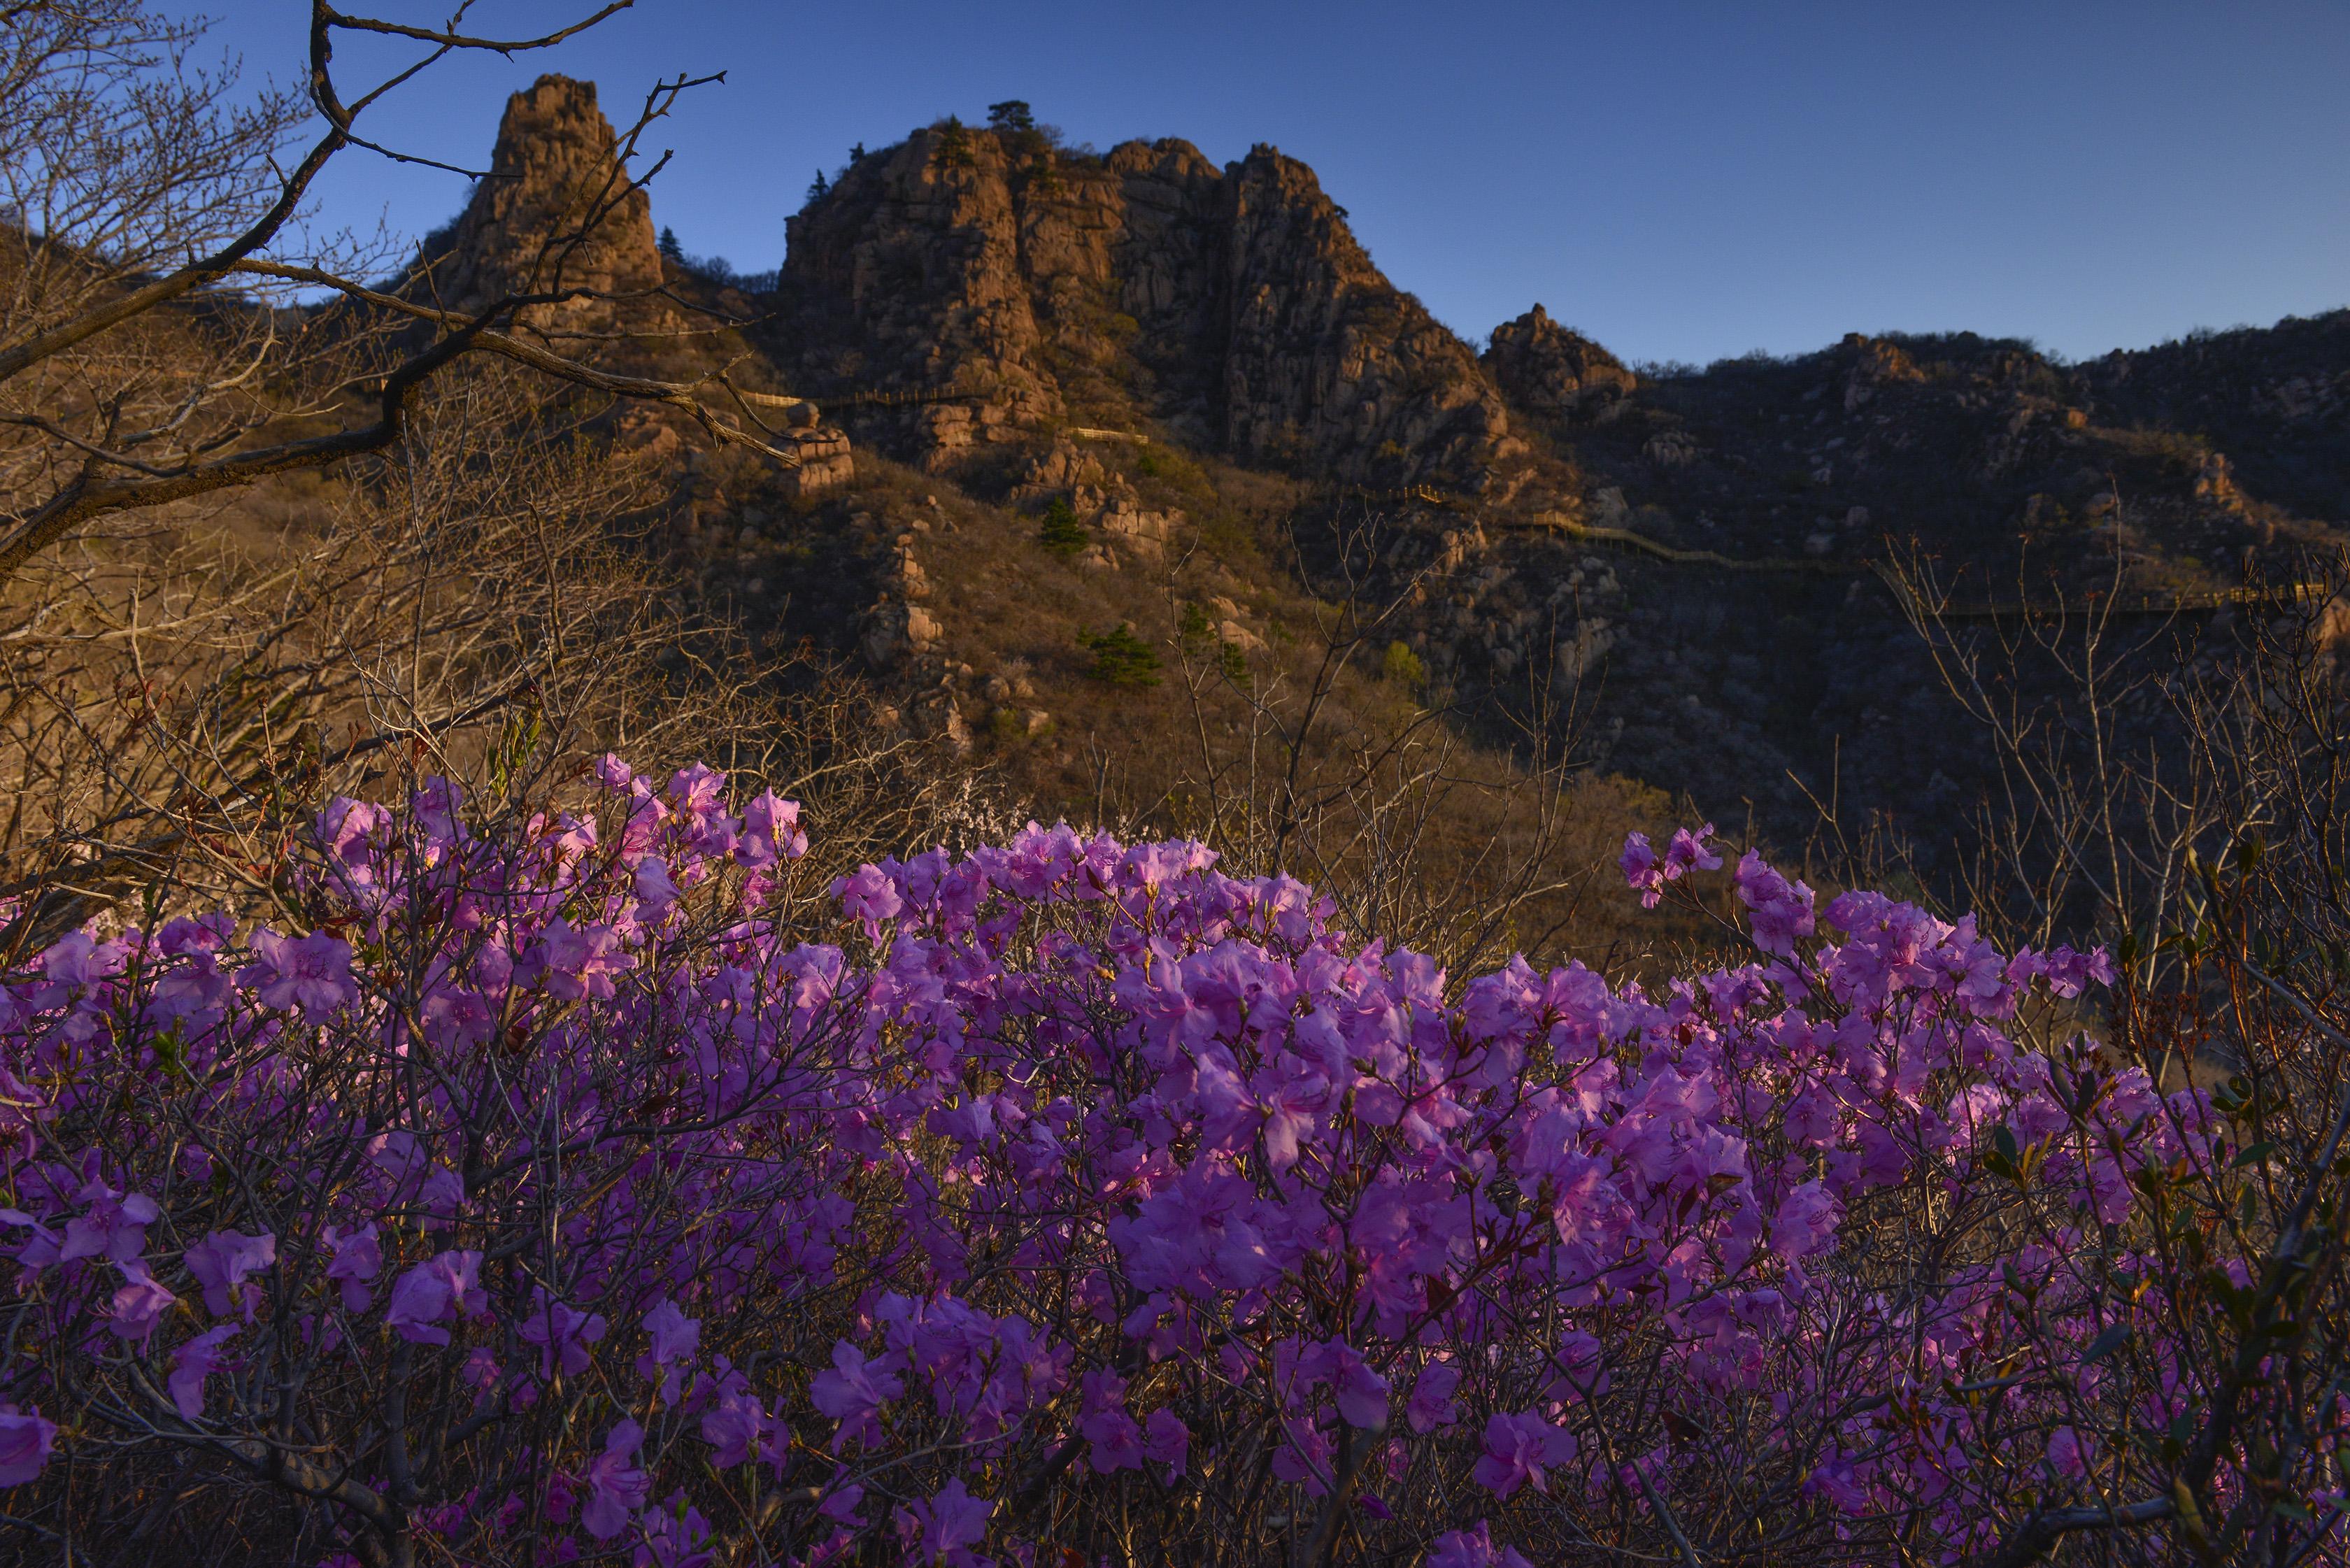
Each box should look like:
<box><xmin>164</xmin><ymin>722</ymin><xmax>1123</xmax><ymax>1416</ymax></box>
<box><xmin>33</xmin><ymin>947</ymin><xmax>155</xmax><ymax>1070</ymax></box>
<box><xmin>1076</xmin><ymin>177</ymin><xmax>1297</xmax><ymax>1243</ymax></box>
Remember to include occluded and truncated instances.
<box><xmin>774</xmin><ymin>117</ymin><xmax>1530</xmax><ymax>492</ymax></box>
<box><xmin>1483</xmin><ymin>304</ymin><xmax>1637</xmax><ymax>420</ymax></box>
<box><xmin>425</xmin><ymin>74</ymin><xmax>662</xmax><ymax>320</ymax></box>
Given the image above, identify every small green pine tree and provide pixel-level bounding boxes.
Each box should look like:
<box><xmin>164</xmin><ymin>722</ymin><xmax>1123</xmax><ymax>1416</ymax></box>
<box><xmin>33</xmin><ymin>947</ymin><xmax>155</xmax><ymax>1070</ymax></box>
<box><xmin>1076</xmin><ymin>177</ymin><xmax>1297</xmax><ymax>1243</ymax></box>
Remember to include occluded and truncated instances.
<box><xmin>806</xmin><ymin>169</ymin><xmax>830</xmax><ymax>204</ymax></box>
<box><xmin>1083</xmin><ymin>624</ymin><xmax>1162</xmax><ymax>688</ymax></box>
<box><xmin>986</xmin><ymin>100</ymin><xmax>1036</xmax><ymax>133</ymax></box>
<box><xmin>1218</xmin><ymin>641</ymin><xmax>1248</xmax><ymax>682</ymax></box>
<box><xmin>934</xmin><ymin>116</ymin><xmax>976</xmax><ymax>169</ymax></box>
<box><xmin>1177</xmin><ymin>601</ymin><xmax>1213</xmax><ymax>643</ymax></box>
<box><xmin>657</xmin><ymin>226</ymin><xmax>683</xmax><ymax>261</ymax></box>
<box><xmin>1037</xmin><ymin>497</ymin><xmax>1087</xmax><ymax>556</ymax></box>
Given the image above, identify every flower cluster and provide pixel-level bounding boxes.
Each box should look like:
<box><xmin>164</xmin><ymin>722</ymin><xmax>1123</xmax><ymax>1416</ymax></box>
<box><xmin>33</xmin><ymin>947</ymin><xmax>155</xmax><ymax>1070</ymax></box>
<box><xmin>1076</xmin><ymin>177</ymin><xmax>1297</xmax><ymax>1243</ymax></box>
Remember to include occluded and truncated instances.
<box><xmin>0</xmin><ymin>772</ymin><xmax>2323</xmax><ymax>1564</ymax></box>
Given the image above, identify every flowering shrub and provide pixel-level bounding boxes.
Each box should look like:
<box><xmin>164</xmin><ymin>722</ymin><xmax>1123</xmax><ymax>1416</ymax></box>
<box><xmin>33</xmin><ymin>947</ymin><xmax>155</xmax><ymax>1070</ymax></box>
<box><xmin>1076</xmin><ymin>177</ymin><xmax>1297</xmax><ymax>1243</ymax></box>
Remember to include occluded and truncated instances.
<box><xmin>0</xmin><ymin>766</ymin><xmax>2342</xmax><ymax>1565</ymax></box>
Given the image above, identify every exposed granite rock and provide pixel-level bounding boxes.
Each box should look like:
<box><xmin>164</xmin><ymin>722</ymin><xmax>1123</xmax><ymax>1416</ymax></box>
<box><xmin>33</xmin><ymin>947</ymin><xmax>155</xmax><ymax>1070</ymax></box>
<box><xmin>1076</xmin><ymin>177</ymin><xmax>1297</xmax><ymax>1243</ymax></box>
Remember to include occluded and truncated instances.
<box><xmin>860</xmin><ymin>599</ymin><xmax>941</xmax><ymax>668</ymax></box>
<box><xmin>779</xmin><ymin>124</ymin><xmax>1061</xmax><ymax>464</ymax></box>
<box><xmin>1484</xmin><ymin>305</ymin><xmax>1637</xmax><ymax>420</ymax></box>
<box><xmin>1839</xmin><ymin>333</ymin><xmax>1926</xmax><ymax>412</ymax></box>
<box><xmin>776</xmin><ymin>426</ymin><xmax>855</xmax><ymax>497</ymax></box>
<box><xmin>424</xmin><ymin>75</ymin><xmax>858</xmax><ymax>499</ymax></box>
<box><xmin>776</xmin><ymin>127</ymin><xmax>1530</xmax><ymax>489</ymax></box>
<box><xmin>424</xmin><ymin>76</ymin><xmax>663</xmax><ymax>327</ymax></box>
<box><xmin>1216</xmin><ymin>147</ymin><xmax>1525</xmax><ymax>486</ymax></box>
<box><xmin>1094</xmin><ymin>497</ymin><xmax>1182</xmax><ymax>565</ymax></box>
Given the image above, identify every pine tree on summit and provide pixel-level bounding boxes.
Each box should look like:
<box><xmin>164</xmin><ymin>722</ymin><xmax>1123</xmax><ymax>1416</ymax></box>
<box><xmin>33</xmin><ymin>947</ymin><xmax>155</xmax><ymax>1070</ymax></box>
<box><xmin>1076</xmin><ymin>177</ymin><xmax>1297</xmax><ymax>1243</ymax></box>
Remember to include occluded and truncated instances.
<box><xmin>933</xmin><ymin>115</ymin><xmax>976</xmax><ymax>169</ymax></box>
<box><xmin>657</xmin><ymin>225</ymin><xmax>683</xmax><ymax>262</ymax></box>
<box><xmin>987</xmin><ymin>99</ymin><xmax>1035</xmax><ymax>133</ymax></box>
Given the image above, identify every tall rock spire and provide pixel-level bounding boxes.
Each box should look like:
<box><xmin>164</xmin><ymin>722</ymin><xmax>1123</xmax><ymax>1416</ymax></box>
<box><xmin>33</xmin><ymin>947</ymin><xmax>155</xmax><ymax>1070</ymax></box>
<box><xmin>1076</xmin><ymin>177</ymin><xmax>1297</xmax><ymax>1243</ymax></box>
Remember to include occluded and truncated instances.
<box><xmin>425</xmin><ymin>75</ymin><xmax>662</xmax><ymax>325</ymax></box>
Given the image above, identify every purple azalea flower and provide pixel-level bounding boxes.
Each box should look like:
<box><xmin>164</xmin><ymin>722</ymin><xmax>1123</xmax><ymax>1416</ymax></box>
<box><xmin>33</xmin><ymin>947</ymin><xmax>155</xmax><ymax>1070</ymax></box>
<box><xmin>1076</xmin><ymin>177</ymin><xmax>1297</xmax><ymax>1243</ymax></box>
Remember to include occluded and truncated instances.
<box><xmin>0</xmin><ymin>1406</ymin><xmax>57</xmax><ymax>1486</ymax></box>
<box><xmin>106</xmin><ymin>1260</ymin><xmax>176</xmax><ymax>1346</ymax></box>
<box><xmin>169</xmin><ymin>1325</ymin><xmax>238</xmax><ymax>1420</ymax></box>
<box><xmin>1619</xmin><ymin>832</ymin><xmax>1666</xmax><ymax>906</ymax></box>
<box><xmin>811</xmin><ymin>1341</ymin><xmax>902</xmax><ymax>1452</ymax></box>
<box><xmin>183</xmin><ymin>1228</ymin><xmax>276</xmax><ymax>1318</ymax></box>
<box><xmin>1428</xmin><ymin>1522</ymin><xmax>1534</xmax><ymax>1568</ymax></box>
<box><xmin>238</xmin><ymin>929</ymin><xmax>358</xmax><ymax>1020</ymax></box>
<box><xmin>1143</xmin><ymin>1409</ymin><xmax>1189</xmax><ymax>1475</ymax></box>
<box><xmin>579</xmin><ymin>1419</ymin><xmax>649</xmax><ymax>1540</ymax></box>
<box><xmin>1407</xmin><ymin>1360</ymin><xmax>1462</xmax><ymax>1433</ymax></box>
<box><xmin>518</xmin><ymin>1287</ymin><xmax>607</xmax><ymax>1378</ymax></box>
<box><xmin>384</xmin><ymin>1250</ymin><xmax>484</xmax><ymax>1346</ymax></box>
<box><xmin>1472</xmin><ymin>1411</ymin><xmax>1578</xmax><ymax>1499</ymax></box>
<box><xmin>896</xmin><ymin>1478</ymin><xmax>992</xmax><ymax>1567</ymax></box>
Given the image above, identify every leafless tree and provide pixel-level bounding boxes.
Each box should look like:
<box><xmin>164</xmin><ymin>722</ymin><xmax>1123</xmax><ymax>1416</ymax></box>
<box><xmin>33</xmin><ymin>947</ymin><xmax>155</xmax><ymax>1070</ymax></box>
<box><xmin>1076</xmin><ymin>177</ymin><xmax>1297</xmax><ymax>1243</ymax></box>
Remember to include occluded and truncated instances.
<box><xmin>0</xmin><ymin>0</ymin><xmax>802</xmax><ymax>590</ymax></box>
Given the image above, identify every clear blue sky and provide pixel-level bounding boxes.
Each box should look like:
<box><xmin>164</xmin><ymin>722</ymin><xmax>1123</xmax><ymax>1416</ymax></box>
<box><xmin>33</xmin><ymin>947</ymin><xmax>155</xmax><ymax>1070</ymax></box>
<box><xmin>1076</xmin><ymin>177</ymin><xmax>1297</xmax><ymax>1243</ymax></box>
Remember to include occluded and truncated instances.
<box><xmin>208</xmin><ymin>1</ymin><xmax>2349</xmax><ymax>367</ymax></box>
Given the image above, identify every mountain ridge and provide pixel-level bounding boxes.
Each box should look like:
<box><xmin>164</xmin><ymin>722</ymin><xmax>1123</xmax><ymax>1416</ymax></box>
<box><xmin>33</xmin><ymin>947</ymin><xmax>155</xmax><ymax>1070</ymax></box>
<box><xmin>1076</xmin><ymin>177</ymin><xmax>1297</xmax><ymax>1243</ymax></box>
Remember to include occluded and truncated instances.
<box><xmin>426</xmin><ymin>79</ymin><xmax>2350</xmax><ymax>861</ymax></box>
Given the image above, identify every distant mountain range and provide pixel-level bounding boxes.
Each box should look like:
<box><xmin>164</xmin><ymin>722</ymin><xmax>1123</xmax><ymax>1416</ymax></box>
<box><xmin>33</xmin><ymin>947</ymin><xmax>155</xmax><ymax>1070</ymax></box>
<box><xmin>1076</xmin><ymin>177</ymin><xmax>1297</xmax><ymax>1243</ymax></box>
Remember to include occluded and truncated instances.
<box><xmin>427</xmin><ymin>78</ymin><xmax>2350</xmax><ymax>861</ymax></box>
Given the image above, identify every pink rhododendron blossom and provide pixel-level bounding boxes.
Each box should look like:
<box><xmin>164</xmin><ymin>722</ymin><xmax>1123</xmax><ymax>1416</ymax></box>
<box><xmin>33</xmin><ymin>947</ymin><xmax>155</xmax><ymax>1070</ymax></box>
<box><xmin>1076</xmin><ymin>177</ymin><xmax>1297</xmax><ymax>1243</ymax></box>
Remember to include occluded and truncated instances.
<box><xmin>1081</xmin><ymin>1368</ymin><xmax>1144</xmax><ymax>1473</ymax></box>
<box><xmin>1665</xmin><ymin>822</ymin><xmax>1721</xmax><ymax>876</ymax></box>
<box><xmin>641</xmin><ymin>1299</ymin><xmax>699</xmax><ymax>1365</ymax></box>
<box><xmin>1143</xmin><ymin>1409</ymin><xmax>1190</xmax><ymax>1475</ymax></box>
<box><xmin>1733</xmin><ymin>850</ymin><xmax>1816</xmax><ymax>957</ymax></box>
<box><xmin>737</xmin><ymin>792</ymin><xmax>808</xmax><ymax>868</ymax></box>
<box><xmin>62</xmin><ymin>1181</ymin><xmax>150</xmax><ymax>1258</ymax></box>
<box><xmin>810</xmin><ymin>1341</ymin><xmax>902</xmax><ymax>1451</ymax></box>
<box><xmin>2046</xmin><ymin>1425</ymin><xmax>2091</xmax><ymax>1479</ymax></box>
<box><xmin>634</xmin><ymin>1491</ymin><xmax>713</xmax><ymax>1568</ymax></box>
<box><xmin>519</xmin><ymin>1288</ymin><xmax>608</xmax><ymax>1378</ymax></box>
<box><xmin>699</xmin><ymin>1372</ymin><xmax>769</xmax><ymax>1468</ymax></box>
<box><xmin>0</xmin><ymin>1404</ymin><xmax>56</xmax><ymax>1488</ymax></box>
<box><xmin>1620</xmin><ymin>833</ymin><xmax>1665</xmax><ymax>906</ymax></box>
<box><xmin>3</xmin><ymin>756</ymin><xmax>2302</xmax><ymax>1565</ymax></box>
<box><xmin>832</xmin><ymin>864</ymin><xmax>904</xmax><ymax>937</ymax></box>
<box><xmin>0</xmin><ymin>1406</ymin><xmax>56</xmax><ymax>1485</ymax></box>
<box><xmin>1407</xmin><ymin>1361</ymin><xmax>1462</xmax><ymax>1433</ymax></box>
<box><xmin>60</xmin><ymin>1183</ymin><xmax>159</xmax><ymax>1264</ymax></box>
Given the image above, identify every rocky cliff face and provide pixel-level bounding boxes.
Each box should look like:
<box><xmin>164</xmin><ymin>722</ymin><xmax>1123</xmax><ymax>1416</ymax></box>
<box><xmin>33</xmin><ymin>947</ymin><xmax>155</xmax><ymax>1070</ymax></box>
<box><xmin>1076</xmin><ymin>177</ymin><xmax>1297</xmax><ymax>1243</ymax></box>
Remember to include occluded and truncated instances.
<box><xmin>775</xmin><ymin>124</ymin><xmax>1529</xmax><ymax>489</ymax></box>
<box><xmin>424</xmin><ymin>75</ymin><xmax>857</xmax><ymax>498</ymax></box>
<box><xmin>425</xmin><ymin>76</ymin><xmax>664</xmax><ymax>324</ymax></box>
<box><xmin>1483</xmin><ymin>305</ymin><xmax>1637</xmax><ymax>420</ymax></box>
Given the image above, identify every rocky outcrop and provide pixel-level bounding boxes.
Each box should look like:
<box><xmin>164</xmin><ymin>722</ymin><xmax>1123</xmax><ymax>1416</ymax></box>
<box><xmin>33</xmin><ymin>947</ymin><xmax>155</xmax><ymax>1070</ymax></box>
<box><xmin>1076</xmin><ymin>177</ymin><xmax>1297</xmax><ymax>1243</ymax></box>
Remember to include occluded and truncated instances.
<box><xmin>776</xmin><ymin>124</ymin><xmax>1530</xmax><ymax>488</ymax></box>
<box><xmin>1838</xmin><ymin>333</ymin><xmax>1926</xmax><ymax>412</ymax></box>
<box><xmin>779</xmin><ymin>125</ymin><xmax>1063</xmax><ymax>467</ymax></box>
<box><xmin>776</xmin><ymin>425</ymin><xmax>855</xmax><ymax>497</ymax></box>
<box><xmin>424</xmin><ymin>76</ymin><xmax>663</xmax><ymax>325</ymax></box>
<box><xmin>1216</xmin><ymin>148</ymin><xmax>1525</xmax><ymax>487</ymax></box>
<box><xmin>427</xmin><ymin>76</ymin><xmax>858</xmax><ymax>495</ymax></box>
<box><xmin>1483</xmin><ymin>305</ymin><xmax>1637</xmax><ymax>420</ymax></box>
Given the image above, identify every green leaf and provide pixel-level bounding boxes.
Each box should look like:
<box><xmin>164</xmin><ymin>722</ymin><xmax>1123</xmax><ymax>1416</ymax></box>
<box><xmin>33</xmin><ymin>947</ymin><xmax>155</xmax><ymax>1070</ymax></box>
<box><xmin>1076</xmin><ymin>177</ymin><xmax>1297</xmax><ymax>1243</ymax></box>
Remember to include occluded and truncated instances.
<box><xmin>2231</xmin><ymin>1141</ymin><xmax>2274</xmax><ymax>1169</ymax></box>
<box><xmin>2082</xmin><ymin>1324</ymin><xmax>2132</xmax><ymax>1364</ymax></box>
